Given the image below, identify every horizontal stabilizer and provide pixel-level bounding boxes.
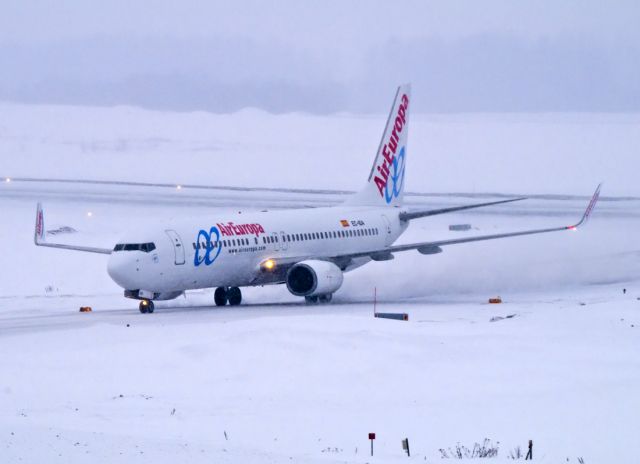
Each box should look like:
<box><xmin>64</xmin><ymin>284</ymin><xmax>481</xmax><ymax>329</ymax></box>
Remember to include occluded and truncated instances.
<box><xmin>399</xmin><ymin>197</ymin><xmax>526</xmax><ymax>221</ymax></box>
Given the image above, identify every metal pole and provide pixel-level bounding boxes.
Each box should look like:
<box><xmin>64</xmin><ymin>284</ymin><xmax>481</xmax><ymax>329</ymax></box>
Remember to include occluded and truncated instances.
<box><xmin>374</xmin><ymin>287</ymin><xmax>377</xmax><ymax>315</ymax></box>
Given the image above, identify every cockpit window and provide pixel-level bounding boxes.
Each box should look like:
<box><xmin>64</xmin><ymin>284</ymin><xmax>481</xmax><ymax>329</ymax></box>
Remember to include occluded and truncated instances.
<box><xmin>141</xmin><ymin>243</ymin><xmax>156</xmax><ymax>252</ymax></box>
<box><xmin>113</xmin><ymin>242</ymin><xmax>156</xmax><ymax>252</ymax></box>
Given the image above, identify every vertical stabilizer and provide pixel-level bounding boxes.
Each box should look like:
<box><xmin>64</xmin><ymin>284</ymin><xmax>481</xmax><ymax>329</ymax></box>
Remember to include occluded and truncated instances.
<box><xmin>346</xmin><ymin>84</ymin><xmax>411</xmax><ymax>207</ymax></box>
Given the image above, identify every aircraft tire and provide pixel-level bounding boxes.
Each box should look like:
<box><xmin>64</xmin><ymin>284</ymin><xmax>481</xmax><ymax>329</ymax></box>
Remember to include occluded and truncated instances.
<box><xmin>214</xmin><ymin>287</ymin><xmax>228</xmax><ymax>306</ymax></box>
<box><xmin>318</xmin><ymin>294</ymin><xmax>332</xmax><ymax>304</ymax></box>
<box><xmin>305</xmin><ymin>295</ymin><xmax>319</xmax><ymax>304</ymax></box>
<box><xmin>228</xmin><ymin>287</ymin><xmax>242</xmax><ymax>306</ymax></box>
<box><xmin>139</xmin><ymin>300</ymin><xmax>154</xmax><ymax>313</ymax></box>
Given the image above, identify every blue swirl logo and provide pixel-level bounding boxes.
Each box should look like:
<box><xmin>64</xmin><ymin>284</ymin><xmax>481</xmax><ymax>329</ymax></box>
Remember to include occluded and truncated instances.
<box><xmin>194</xmin><ymin>227</ymin><xmax>222</xmax><ymax>266</ymax></box>
<box><xmin>384</xmin><ymin>146</ymin><xmax>406</xmax><ymax>204</ymax></box>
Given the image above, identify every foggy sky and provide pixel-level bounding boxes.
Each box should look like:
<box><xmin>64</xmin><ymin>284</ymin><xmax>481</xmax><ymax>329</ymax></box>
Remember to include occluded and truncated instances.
<box><xmin>1</xmin><ymin>0</ymin><xmax>639</xmax><ymax>113</ymax></box>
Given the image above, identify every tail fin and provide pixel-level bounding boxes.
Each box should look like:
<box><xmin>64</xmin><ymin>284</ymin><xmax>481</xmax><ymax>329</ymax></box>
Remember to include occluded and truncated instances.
<box><xmin>346</xmin><ymin>84</ymin><xmax>411</xmax><ymax>207</ymax></box>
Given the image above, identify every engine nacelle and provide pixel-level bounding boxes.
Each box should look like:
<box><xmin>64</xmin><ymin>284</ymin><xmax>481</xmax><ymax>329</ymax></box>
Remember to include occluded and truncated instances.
<box><xmin>286</xmin><ymin>260</ymin><xmax>344</xmax><ymax>297</ymax></box>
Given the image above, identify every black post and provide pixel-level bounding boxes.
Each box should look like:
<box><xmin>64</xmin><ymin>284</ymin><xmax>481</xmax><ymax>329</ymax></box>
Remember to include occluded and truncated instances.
<box><xmin>525</xmin><ymin>439</ymin><xmax>533</xmax><ymax>460</ymax></box>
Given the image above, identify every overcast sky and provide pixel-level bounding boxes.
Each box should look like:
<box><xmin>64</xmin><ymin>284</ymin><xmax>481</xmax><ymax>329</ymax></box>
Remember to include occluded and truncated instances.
<box><xmin>1</xmin><ymin>0</ymin><xmax>639</xmax><ymax>113</ymax></box>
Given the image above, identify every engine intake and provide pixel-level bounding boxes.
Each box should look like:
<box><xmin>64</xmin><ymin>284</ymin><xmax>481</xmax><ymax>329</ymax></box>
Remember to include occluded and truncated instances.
<box><xmin>286</xmin><ymin>260</ymin><xmax>344</xmax><ymax>297</ymax></box>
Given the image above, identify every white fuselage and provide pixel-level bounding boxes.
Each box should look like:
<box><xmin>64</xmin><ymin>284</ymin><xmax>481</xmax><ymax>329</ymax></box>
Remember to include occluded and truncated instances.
<box><xmin>107</xmin><ymin>205</ymin><xmax>408</xmax><ymax>297</ymax></box>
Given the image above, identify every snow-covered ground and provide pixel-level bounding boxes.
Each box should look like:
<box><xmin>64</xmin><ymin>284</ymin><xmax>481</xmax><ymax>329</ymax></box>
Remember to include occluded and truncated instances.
<box><xmin>0</xmin><ymin>104</ymin><xmax>639</xmax><ymax>462</ymax></box>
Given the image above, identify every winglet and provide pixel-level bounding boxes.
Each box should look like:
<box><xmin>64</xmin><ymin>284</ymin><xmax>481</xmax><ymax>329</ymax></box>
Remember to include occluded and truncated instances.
<box><xmin>34</xmin><ymin>202</ymin><xmax>45</xmax><ymax>245</ymax></box>
<box><xmin>569</xmin><ymin>183</ymin><xmax>602</xmax><ymax>230</ymax></box>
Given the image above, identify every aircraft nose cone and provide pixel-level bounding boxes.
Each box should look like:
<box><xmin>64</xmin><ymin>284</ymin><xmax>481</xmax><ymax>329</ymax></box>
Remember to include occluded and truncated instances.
<box><xmin>107</xmin><ymin>254</ymin><xmax>134</xmax><ymax>288</ymax></box>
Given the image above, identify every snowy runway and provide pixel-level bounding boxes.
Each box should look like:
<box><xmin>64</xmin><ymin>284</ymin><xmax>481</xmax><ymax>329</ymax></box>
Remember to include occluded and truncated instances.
<box><xmin>1</xmin><ymin>106</ymin><xmax>639</xmax><ymax>462</ymax></box>
<box><xmin>1</xmin><ymin>180</ymin><xmax>639</xmax><ymax>462</ymax></box>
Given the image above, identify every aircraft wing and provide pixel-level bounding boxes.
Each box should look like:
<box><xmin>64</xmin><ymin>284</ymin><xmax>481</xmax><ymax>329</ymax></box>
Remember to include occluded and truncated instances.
<box><xmin>34</xmin><ymin>203</ymin><xmax>113</xmax><ymax>255</ymax></box>
<box><xmin>342</xmin><ymin>184</ymin><xmax>601</xmax><ymax>261</ymax></box>
<box><xmin>399</xmin><ymin>197</ymin><xmax>526</xmax><ymax>221</ymax></box>
<box><xmin>260</xmin><ymin>184</ymin><xmax>601</xmax><ymax>273</ymax></box>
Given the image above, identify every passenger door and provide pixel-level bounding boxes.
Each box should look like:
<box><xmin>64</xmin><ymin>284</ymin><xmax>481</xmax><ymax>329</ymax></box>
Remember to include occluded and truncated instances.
<box><xmin>380</xmin><ymin>215</ymin><xmax>393</xmax><ymax>245</ymax></box>
<box><xmin>280</xmin><ymin>231</ymin><xmax>288</xmax><ymax>251</ymax></box>
<box><xmin>165</xmin><ymin>230</ymin><xmax>186</xmax><ymax>265</ymax></box>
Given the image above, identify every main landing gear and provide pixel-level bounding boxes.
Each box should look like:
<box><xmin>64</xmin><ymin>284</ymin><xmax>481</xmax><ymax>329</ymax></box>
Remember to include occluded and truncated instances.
<box><xmin>139</xmin><ymin>299</ymin><xmax>155</xmax><ymax>313</ymax></box>
<box><xmin>305</xmin><ymin>294</ymin><xmax>332</xmax><ymax>305</ymax></box>
<box><xmin>214</xmin><ymin>287</ymin><xmax>242</xmax><ymax>306</ymax></box>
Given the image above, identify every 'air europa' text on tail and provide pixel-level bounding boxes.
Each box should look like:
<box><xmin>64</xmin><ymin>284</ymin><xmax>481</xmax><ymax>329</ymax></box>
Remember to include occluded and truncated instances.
<box><xmin>373</xmin><ymin>93</ymin><xmax>409</xmax><ymax>198</ymax></box>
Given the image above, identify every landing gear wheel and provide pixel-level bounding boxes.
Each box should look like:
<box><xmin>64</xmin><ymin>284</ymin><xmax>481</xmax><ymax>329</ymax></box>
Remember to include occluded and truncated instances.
<box><xmin>228</xmin><ymin>287</ymin><xmax>242</xmax><ymax>306</ymax></box>
<box><xmin>139</xmin><ymin>300</ymin><xmax>154</xmax><ymax>313</ymax></box>
<box><xmin>305</xmin><ymin>295</ymin><xmax>319</xmax><ymax>305</ymax></box>
<box><xmin>318</xmin><ymin>294</ymin><xmax>333</xmax><ymax>304</ymax></box>
<box><xmin>214</xmin><ymin>287</ymin><xmax>228</xmax><ymax>306</ymax></box>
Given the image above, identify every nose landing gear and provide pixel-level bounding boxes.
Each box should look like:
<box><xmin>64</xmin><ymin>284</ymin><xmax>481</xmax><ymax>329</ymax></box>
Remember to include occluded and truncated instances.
<box><xmin>139</xmin><ymin>299</ymin><xmax>155</xmax><ymax>313</ymax></box>
<box><xmin>214</xmin><ymin>287</ymin><xmax>242</xmax><ymax>306</ymax></box>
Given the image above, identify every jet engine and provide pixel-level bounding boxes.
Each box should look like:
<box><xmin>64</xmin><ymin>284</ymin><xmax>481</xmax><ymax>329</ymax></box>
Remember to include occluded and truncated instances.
<box><xmin>286</xmin><ymin>260</ymin><xmax>344</xmax><ymax>297</ymax></box>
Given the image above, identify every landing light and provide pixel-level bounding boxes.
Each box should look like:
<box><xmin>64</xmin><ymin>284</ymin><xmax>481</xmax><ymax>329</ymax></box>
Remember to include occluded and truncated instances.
<box><xmin>176</xmin><ymin>185</ymin><xmax>182</xmax><ymax>190</ymax></box>
<box><xmin>87</xmin><ymin>211</ymin><xmax>93</xmax><ymax>218</ymax></box>
<box><xmin>5</xmin><ymin>177</ymin><xmax>11</xmax><ymax>183</ymax></box>
<box><xmin>262</xmin><ymin>259</ymin><xmax>276</xmax><ymax>271</ymax></box>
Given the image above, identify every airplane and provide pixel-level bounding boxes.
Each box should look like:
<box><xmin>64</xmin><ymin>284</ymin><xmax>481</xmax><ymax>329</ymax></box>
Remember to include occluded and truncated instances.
<box><xmin>34</xmin><ymin>84</ymin><xmax>602</xmax><ymax>313</ymax></box>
